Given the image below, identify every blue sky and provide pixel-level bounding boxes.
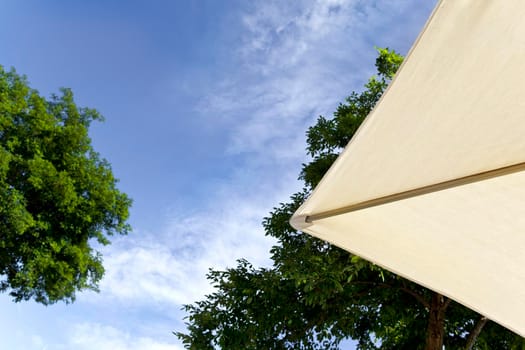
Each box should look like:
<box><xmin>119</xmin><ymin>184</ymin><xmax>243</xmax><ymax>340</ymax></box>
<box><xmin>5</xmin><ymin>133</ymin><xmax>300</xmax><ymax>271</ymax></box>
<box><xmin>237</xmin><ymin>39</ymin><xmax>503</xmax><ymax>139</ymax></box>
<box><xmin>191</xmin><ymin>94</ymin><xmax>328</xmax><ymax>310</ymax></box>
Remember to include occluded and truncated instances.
<box><xmin>0</xmin><ymin>1</ymin><xmax>435</xmax><ymax>348</ymax></box>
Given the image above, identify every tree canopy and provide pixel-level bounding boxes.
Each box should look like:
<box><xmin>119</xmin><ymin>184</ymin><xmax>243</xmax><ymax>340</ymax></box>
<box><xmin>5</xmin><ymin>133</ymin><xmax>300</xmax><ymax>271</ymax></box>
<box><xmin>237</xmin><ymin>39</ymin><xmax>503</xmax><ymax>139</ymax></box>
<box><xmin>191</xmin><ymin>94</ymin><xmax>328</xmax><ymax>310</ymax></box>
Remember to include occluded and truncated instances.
<box><xmin>0</xmin><ymin>66</ymin><xmax>131</xmax><ymax>304</ymax></box>
<box><xmin>177</xmin><ymin>48</ymin><xmax>524</xmax><ymax>349</ymax></box>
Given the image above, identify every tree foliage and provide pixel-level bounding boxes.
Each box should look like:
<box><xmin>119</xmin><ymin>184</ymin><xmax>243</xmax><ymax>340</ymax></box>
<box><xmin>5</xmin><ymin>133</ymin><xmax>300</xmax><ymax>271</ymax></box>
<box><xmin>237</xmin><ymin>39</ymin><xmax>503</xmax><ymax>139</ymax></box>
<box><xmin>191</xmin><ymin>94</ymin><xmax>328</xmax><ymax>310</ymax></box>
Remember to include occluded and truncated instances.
<box><xmin>177</xmin><ymin>48</ymin><xmax>524</xmax><ymax>349</ymax></box>
<box><xmin>0</xmin><ymin>66</ymin><xmax>131</xmax><ymax>304</ymax></box>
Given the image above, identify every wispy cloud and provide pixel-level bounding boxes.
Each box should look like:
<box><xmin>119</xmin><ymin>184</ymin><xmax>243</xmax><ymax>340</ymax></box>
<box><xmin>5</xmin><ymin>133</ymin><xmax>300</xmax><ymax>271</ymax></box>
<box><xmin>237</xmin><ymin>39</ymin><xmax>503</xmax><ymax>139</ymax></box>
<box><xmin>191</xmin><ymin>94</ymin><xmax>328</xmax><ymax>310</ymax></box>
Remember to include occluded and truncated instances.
<box><xmin>81</xmin><ymin>176</ymin><xmax>288</xmax><ymax>344</ymax></box>
<box><xmin>30</xmin><ymin>335</ymin><xmax>47</xmax><ymax>350</ymax></box>
<box><xmin>94</xmin><ymin>175</ymin><xmax>288</xmax><ymax>308</ymax></box>
<box><xmin>202</xmin><ymin>0</ymin><xmax>434</xmax><ymax>160</ymax></box>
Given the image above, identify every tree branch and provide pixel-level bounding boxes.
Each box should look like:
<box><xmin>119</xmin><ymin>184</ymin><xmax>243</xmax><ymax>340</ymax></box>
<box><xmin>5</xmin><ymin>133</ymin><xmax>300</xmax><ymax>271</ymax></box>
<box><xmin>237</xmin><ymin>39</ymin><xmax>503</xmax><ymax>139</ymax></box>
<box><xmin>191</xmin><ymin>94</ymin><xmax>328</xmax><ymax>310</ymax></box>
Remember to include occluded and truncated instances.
<box><xmin>443</xmin><ymin>296</ymin><xmax>452</xmax><ymax>310</ymax></box>
<box><xmin>401</xmin><ymin>279</ymin><xmax>431</xmax><ymax>309</ymax></box>
<box><xmin>398</xmin><ymin>286</ymin><xmax>430</xmax><ymax>310</ymax></box>
<box><xmin>465</xmin><ymin>316</ymin><xmax>488</xmax><ymax>350</ymax></box>
<box><xmin>350</xmin><ymin>281</ymin><xmax>430</xmax><ymax>309</ymax></box>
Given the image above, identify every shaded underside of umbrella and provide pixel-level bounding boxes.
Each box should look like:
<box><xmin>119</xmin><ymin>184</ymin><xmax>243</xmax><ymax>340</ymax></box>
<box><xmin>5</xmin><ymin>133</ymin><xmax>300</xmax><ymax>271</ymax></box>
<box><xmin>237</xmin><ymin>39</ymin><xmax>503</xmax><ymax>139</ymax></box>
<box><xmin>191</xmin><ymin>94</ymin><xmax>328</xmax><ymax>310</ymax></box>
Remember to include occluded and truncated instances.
<box><xmin>291</xmin><ymin>0</ymin><xmax>525</xmax><ymax>337</ymax></box>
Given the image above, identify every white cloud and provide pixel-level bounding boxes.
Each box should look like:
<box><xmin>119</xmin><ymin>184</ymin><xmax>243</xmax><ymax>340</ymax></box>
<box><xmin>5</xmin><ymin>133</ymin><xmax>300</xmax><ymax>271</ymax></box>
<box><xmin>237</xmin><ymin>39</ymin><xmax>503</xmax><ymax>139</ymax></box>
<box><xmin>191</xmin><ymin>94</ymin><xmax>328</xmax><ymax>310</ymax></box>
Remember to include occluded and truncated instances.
<box><xmin>69</xmin><ymin>323</ymin><xmax>181</xmax><ymax>350</ymax></box>
<box><xmin>93</xmin><ymin>171</ymin><xmax>291</xmax><ymax>308</ymax></box>
<box><xmin>30</xmin><ymin>335</ymin><xmax>47</xmax><ymax>350</ymax></box>
<box><xmin>203</xmin><ymin>0</ymin><xmax>434</xmax><ymax>160</ymax></box>
<box><xmin>79</xmin><ymin>177</ymin><xmax>290</xmax><ymax>348</ymax></box>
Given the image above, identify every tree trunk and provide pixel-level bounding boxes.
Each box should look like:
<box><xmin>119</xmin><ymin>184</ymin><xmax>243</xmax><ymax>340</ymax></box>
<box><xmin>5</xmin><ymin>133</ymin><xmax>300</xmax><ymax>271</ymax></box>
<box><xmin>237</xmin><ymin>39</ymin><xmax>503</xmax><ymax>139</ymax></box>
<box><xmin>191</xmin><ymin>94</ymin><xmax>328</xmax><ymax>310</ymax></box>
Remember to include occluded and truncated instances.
<box><xmin>425</xmin><ymin>292</ymin><xmax>448</xmax><ymax>350</ymax></box>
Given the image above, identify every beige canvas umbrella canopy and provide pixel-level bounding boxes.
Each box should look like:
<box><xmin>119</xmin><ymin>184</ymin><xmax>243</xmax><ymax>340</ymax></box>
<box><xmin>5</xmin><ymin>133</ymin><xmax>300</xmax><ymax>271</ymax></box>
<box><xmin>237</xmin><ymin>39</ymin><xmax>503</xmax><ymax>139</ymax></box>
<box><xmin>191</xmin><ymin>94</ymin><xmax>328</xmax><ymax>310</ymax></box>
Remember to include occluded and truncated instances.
<box><xmin>290</xmin><ymin>0</ymin><xmax>525</xmax><ymax>337</ymax></box>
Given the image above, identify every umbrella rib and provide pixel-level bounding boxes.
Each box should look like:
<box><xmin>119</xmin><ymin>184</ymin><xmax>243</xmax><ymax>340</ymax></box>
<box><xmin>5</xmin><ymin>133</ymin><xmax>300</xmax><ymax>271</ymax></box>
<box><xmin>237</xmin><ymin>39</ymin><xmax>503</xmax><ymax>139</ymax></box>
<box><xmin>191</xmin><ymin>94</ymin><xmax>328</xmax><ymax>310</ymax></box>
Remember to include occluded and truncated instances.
<box><xmin>305</xmin><ymin>161</ymin><xmax>525</xmax><ymax>223</ymax></box>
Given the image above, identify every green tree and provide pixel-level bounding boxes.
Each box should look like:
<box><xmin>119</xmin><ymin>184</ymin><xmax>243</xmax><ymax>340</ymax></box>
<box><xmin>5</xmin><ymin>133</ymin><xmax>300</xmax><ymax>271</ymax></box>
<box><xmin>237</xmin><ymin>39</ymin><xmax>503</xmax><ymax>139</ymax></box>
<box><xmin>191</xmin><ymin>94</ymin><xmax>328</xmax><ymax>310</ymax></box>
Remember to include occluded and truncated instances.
<box><xmin>0</xmin><ymin>66</ymin><xmax>131</xmax><ymax>304</ymax></box>
<box><xmin>177</xmin><ymin>49</ymin><xmax>524</xmax><ymax>349</ymax></box>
